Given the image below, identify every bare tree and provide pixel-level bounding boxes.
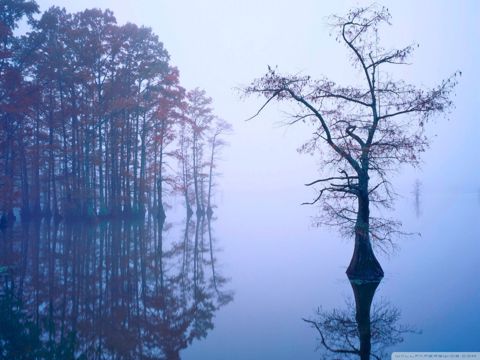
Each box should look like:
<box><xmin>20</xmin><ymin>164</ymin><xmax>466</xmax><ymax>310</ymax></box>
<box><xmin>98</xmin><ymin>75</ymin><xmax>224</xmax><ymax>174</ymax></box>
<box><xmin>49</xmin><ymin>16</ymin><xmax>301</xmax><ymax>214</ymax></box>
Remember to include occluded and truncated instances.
<box><xmin>206</xmin><ymin>118</ymin><xmax>232</xmax><ymax>218</ymax></box>
<box><xmin>243</xmin><ymin>5</ymin><xmax>459</xmax><ymax>280</ymax></box>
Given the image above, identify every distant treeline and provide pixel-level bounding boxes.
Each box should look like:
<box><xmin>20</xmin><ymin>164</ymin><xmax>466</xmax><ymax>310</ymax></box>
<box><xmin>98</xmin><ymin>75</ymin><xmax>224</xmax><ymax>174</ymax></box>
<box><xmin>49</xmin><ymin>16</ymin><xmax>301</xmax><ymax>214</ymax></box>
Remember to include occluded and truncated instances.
<box><xmin>0</xmin><ymin>1</ymin><xmax>230</xmax><ymax>225</ymax></box>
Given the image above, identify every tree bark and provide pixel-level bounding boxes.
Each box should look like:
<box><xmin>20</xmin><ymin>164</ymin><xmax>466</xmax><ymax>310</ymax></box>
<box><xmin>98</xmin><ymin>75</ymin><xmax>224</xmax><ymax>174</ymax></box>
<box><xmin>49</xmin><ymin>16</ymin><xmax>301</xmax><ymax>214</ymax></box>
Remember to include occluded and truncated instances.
<box><xmin>346</xmin><ymin>188</ymin><xmax>384</xmax><ymax>281</ymax></box>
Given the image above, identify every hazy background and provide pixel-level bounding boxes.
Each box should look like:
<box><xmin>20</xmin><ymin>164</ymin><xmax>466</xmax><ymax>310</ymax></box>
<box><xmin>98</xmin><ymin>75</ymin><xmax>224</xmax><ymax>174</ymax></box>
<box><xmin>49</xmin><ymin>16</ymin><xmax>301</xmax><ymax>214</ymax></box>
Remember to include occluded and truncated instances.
<box><xmin>28</xmin><ymin>0</ymin><xmax>480</xmax><ymax>358</ymax></box>
<box><xmin>32</xmin><ymin>0</ymin><xmax>480</xmax><ymax>200</ymax></box>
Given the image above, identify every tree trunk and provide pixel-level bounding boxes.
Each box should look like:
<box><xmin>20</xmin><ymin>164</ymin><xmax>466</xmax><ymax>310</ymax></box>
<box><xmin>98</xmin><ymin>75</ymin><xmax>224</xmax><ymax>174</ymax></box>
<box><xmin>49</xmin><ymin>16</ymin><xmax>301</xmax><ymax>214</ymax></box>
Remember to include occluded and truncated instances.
<box><xmin>20</xmin><ymin>135</ymin><xmax>30</xmax><ymax>221</ymax></box>
<box><xmin>206</xmin><ymin>136</ymin><xmax>216</xmax><ymax>218</ymax></box>
<box><xmin>346</xmin><ymin>191</ymin><xmax>384</xmax><ymax>281</ymax></box>
<box><xmin>156</xmin><ymin>178</ymin><xmax>166</xmax><ymax>220</ymax></box>
<box><xmin>156</xmin><ymin>125</ymin><xmax>166</xmax><ymax>220</ymax></box>
<box><xmin>192</xmin><ymin>133</ymin><xmax>203</xmax><ymax>216</ymax></box>
<box><xmin>32</xmin><ymin>106</ymin><xmax>41</xmax><ymax>218</ymax></box>
<box><xmin>138</xmin><ymin>112</ymin><xmax>147</xmax><ymax>216</ymax></box>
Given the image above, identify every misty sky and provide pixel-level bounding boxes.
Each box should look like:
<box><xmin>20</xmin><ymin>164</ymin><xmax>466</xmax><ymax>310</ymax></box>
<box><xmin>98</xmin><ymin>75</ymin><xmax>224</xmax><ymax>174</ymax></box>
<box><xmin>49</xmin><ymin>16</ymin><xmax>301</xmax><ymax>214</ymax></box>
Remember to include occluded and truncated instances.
<box><xmin>30</xmin><ymin>0</ymin><xmax>479</xmax><ymax>207</ymax></box>
<box><xmin>12</xmin><ymin>1</ymin><xmax>480</xmax><ymax>357</ymax></box>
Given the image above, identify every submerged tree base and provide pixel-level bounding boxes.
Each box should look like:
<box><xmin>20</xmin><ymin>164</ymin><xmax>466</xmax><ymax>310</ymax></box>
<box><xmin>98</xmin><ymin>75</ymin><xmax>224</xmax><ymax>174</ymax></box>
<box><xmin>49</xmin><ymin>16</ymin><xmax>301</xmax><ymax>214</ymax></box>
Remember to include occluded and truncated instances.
<box><xmin>346</xmin><ymin>264</ymin><xmax>384</xmax><ymax>282</ymax></box>
<box><xmin>346</xmin><ymin>241</ymin><xmax>384</xmax><ymax>282</ymax></box>
<box><xmin>1</xmin><ymin>204</ymin><xmax>222</xmax><ymax>229</ymax></box>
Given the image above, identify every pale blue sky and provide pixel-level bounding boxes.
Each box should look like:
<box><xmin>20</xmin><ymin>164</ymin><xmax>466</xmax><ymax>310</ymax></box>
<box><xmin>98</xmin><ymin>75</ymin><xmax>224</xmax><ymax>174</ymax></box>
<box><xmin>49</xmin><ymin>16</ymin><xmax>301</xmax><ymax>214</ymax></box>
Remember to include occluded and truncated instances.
<box><xmin>32</xmin><ymin>0</ymin><xmax>480</xmax><ymax>202</ymax></box>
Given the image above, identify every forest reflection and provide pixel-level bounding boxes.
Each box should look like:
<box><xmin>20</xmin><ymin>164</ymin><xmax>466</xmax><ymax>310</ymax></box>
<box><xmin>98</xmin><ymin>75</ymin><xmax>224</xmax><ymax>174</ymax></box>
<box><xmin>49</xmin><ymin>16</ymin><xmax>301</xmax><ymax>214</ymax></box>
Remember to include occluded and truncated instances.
<box><xmin>0</xmin><ymin>216</ymin><xmax>232</xmax><ymax>359</ymax></box>
<box><xmin>304</xmin><ymin>280</ymin><xmax>418</xmax><ymax>360</ymax></box>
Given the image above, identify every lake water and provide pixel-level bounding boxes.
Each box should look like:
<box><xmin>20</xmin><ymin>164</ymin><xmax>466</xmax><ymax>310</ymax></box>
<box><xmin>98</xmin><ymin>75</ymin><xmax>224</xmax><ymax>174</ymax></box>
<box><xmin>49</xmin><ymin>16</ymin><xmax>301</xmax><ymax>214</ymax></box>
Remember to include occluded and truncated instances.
<box><xmin>183</xmin><ymin>190</ymin><xmax>480</xmax><ymax>359</ymax></box>
<box><xmin>1</xmin><ymin>191</ymin><xmax>479</xmax><ymax>359</ymax></box>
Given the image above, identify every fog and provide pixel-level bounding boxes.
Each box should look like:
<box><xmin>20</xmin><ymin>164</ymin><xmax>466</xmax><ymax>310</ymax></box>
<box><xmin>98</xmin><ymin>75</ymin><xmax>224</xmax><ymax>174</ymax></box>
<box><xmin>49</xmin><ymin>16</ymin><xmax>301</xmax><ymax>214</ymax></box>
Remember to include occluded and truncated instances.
<box><xmin>32</xmin><ymin>0</ymin><xmax>479</xmax><ymax>195</ymax></box>
<box><xmin>12</xmin><ymin>0</ymin><xmax>480</xmax><ymax>358</ymax></box>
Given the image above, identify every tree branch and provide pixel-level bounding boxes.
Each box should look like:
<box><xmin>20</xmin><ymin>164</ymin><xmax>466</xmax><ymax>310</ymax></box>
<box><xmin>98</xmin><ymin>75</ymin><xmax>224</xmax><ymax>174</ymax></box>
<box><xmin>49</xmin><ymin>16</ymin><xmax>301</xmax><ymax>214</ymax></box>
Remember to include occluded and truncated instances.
<box><xmin>345</xmin><ymin>125</ymin><xmax>365</xmax><ymax>147</ymax></box>
<box><xmin>284</xmin><ymin>88</ymin><xmax>363</xmax><ymax>175</ymax></box>
<box><xmin>305</xmin><ymin>175</ymin><xmax>358</xmax><ymax>187</ymax></box>
<box><xmin>245</xmin><ymin>89</ymin><xmax>281</xmax><ymax>121</ymax></box>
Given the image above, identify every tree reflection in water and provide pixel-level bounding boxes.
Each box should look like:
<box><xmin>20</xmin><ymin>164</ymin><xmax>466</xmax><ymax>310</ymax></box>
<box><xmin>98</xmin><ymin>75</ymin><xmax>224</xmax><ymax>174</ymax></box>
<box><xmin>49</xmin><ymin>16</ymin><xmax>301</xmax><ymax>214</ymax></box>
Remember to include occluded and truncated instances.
<box><xmin>0</xmin><ymin>216</ymin><xmax>232</xmax><ymax>359</ymax></box>
<box><xmin>304</xmin><ymin>280</ymin><xmax>419</xmax><ymax>360</ymax></box>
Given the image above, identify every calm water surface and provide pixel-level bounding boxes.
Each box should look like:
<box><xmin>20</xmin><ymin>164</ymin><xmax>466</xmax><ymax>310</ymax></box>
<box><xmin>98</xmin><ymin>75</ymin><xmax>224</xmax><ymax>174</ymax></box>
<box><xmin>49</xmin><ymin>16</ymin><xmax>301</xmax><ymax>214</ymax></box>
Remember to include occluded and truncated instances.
<box><xmin>1</xmin><ymin>192</ymin><xmax>479</xmax><ymax>359</ymax></box>
<box><xmin>183</xmin><ymin>191</ymin><xmax>480</xmax><ymax>359</ymax></box>
<box><xmin>0</xmin><ymin>216</ymin><xmax>232</xmax><ymax>359</ymax></box>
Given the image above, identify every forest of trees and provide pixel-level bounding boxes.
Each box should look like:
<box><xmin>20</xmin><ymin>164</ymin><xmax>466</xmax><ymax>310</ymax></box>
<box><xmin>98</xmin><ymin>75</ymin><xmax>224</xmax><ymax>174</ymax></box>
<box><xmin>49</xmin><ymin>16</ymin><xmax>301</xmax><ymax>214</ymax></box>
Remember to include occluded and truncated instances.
<box><xmin>0</xmin><ymin>0</ymin><xmax>230</xmax><ymax>226</ymax></box>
